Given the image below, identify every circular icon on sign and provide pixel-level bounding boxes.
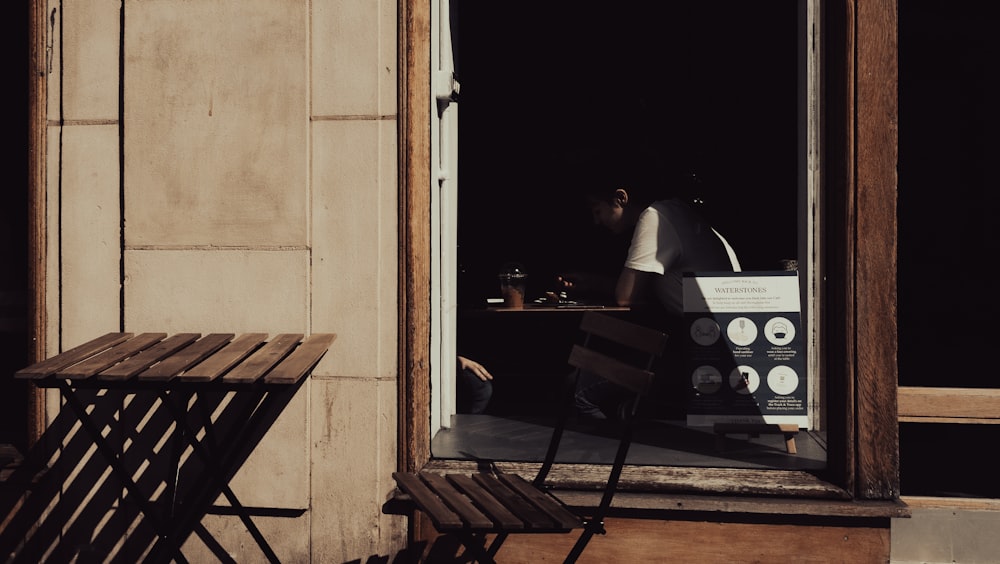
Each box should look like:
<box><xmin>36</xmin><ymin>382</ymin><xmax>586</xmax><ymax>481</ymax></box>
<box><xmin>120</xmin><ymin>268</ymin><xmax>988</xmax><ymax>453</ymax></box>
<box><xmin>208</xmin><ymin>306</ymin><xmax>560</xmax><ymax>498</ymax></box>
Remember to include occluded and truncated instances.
<box><xmin>766</xmin><ymin>366</ymin><xmax>799</xmax><ymax>395</ymax></box>
<box><xmin>690</xmin><ymin>317</ymin><xmax>721</xmax><ymax>346</ymax></box>
<box><xmin>726</xmin><ymin>317</ymin><xmax>758</xmax><ymax>346</ymax></box>
<box><xmin>765</xmin><ymin>316</ymin><xmax>795</xmax><ymax>346</ymax></box>
<box><xmin>729</xmin><ymin>366</ymin><xmax>760</xmax><ymax>395</ymax></box>
<box><xmin>691</xmin><ymin>365</ymin><xmax>723</xmax><ymax>394</ymax></box>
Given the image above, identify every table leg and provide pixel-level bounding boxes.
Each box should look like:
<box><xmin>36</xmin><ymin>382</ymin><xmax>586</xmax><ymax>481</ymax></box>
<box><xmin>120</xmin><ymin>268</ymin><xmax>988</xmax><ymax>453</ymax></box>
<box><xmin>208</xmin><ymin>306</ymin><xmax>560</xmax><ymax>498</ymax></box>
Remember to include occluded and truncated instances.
<box><xmin>57</xmin><ymin>381</ymin><xmax>189</xmax><ymax>564</ymax></box>
<box><xmin>147</xmin><ymin>384</ymin><xmax>301</xmax><ymax>564</ymax></box>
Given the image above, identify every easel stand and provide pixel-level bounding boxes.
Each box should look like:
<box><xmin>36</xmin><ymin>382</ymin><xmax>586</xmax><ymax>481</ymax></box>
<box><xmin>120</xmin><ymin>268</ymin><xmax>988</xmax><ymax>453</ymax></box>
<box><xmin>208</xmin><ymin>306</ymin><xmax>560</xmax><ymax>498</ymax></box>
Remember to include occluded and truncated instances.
<box><xmin>713</xmin><ymin>423</ymin><xmax>800</xmax><ymax>454</ymax></box>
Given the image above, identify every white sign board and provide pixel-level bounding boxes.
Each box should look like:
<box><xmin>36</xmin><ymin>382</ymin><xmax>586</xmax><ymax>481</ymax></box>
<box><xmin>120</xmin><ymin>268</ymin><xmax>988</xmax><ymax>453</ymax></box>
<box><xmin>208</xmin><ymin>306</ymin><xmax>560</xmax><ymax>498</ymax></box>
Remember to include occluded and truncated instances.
<box><xmin>683</xmin><ymin>271</ymin><xmax>808</xmax><ymax>428</ymax></box>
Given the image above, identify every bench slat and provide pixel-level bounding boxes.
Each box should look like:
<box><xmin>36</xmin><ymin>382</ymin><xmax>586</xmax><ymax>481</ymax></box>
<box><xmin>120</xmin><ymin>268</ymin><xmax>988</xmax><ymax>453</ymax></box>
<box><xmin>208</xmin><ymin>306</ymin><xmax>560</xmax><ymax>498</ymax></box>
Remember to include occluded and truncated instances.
<box><xmin>446</xmin><ymin>474</ymin><xmax>525</xmax><ymax>530</ymax></box>
<box><xmin>139</xmin><ymin>333</ymin><xmax>236</xmax><ymax>381</ymax></box>
<box><xmin>472</xmin><ymin>473</ymin><xmax>557</xmax><ymax>530</ymax></box>
<box><xmin>419</xmin><ymin>472</ymin><xmax>493</xmax><ymax>529</ymax></box>
<box><xmin>393</xmin><ymin>472</ymin><xmax>464</xmax><ymax>530</ymax></box>
<box><xmin>495</xmin><ymin>473</ymin><xmax>581</xmax><ymax>530</ymax></box>
<box><xmin>99</xmin><ymin>333</ymin><xmax>202</xmax><ymax>381</ymax></box>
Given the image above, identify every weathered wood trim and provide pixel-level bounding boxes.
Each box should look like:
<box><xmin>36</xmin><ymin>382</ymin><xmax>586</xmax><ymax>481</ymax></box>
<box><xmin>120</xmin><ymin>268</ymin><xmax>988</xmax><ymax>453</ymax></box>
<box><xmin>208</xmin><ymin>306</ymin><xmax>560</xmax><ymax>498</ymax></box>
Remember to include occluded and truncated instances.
<box><xmin>423</xmin><ymin>459</ymin><xmax>851</xmax><ymax>500</ymax></box>
<box><xmin>27</xmin><ymin>0</ymin><xmax>48</xmax><ymax>447</ymax></box>
<box><xmin>853</xmin><ymin>0</ymin><xmax>899</xmax><ymax>499</ymax></box>
<box><xmin>559</xmin><ymin>492</ymin><xmax>908</xmax><ymax>520</ymax></box>
<box><xmin>399</xmin><ymin>0</ymin><xmax>432</xmax><ymax>474</ymax></box>
<box><xmin>898</xmin><ymin>387</ymin><xmax>1000</xmax><ymax>423</ymax></box>
<box><xmin>480</xmin><ymin>517</ymin><xmax>892</xmax><ymax>563</ymax></box>
<box><xmin>902</xmin><ymin>496</ymin><xmax>1000</xmax><ymax>512</ymax></box>
<box><xmin>820</xmin><ymin>0</ymin><xmax>855</xmax><ymax>494</ymax></box>
<box><xmin>399</xmin><ymin>0</ymin><xmax>900</xmax><ymax>503</ymax></box>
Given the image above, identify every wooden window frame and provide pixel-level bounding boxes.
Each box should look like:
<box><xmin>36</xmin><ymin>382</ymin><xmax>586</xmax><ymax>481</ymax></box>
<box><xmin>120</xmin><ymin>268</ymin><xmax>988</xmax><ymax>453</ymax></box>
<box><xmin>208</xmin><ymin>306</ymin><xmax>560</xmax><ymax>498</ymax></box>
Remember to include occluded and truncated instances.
<box><xmin>26</xmin><ymin>0</ymin><xmax>49</xmax><ymax>447</ymax></box>
<box><xmin>398</xmin><ymin>0</ymin><xmax>899</xmax><ymax>505</ymax></box>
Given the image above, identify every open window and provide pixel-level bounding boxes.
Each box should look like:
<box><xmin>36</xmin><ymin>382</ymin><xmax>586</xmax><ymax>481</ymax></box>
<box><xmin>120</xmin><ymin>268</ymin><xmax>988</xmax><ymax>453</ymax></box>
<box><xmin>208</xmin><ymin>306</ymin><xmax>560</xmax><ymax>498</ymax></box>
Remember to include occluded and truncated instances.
<box><xmin>404</xmin><ymin>0</ymin><xmax>899</xmax><ymax>502</ymax></box>
<box><xmin>430</xmin><ymin>1</ymin><xmax>824</xmax><ymax>471</ymax></box>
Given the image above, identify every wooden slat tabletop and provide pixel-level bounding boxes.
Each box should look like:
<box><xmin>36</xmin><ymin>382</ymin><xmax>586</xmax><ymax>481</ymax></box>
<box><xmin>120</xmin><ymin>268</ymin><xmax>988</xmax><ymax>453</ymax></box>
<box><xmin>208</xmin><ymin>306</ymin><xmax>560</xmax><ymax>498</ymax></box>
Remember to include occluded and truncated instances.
<box><xmin>59</xmin><ymin>333</ymin><xmax>168</xmax><ymax>380</ymax></box>
<box><xmin>99</xmin><ymin>333</ymin><xmax>202</xmax><ymax>381</ymax></box>
<box><xmin>138</xmin><ymin>333</ymin><xmax>236</xmax><ymax>382</ymax></box>
<box><xmin>14</xmin><ymin>333</ymin><xmax>133</xmax><ymax>379</ymax></box>
<box><xmin>178</xmin><ymin>333</ymin><xmax>268</xmax><ymax>381</ymax></box>
<box><xmin>264</xmin><ymin>333</ymin><xmax>337</xmax><ymax>384</ymax></box>
<box><xmin>222</xmin><ymin>333</ymin><xmax>302</xmax><ymax>384</ymax></box>
<box><xmin>14</xmin><ymin>332</ymin><xmax>335</xmax><ymax>387</ymax></box>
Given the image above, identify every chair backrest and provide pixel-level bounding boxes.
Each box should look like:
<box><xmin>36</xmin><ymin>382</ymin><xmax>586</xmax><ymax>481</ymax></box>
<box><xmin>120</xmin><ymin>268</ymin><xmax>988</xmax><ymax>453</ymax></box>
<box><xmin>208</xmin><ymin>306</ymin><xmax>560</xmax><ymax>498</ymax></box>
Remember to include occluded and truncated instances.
<box><xmin>567</xmin><ymin>312</ymin><xmax>669</xmax><ymax>395</ymax></box>
<box><xmin>535</xmin><ymin>312</ymin><xmax>669</xmax><ymax>486</ymax></box>
<box><xmin>528</xmin><ymin>312</ymin><xmax>671</xmax><ymax>561</ymax></box>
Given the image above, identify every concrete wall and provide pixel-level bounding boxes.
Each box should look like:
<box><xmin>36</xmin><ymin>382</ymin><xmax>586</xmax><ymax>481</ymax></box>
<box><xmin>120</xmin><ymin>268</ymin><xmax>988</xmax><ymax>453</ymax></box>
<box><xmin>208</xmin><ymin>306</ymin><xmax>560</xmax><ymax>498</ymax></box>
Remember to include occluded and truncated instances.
<box><xmin>46</xmin><ymin>0</ymin><xmax>403</xmax><ymax>561</ymax></box>
<box><xmin>891</xmin><ymin>507</ymin><xmax>1000</xmax><ymax>564</ymax></box>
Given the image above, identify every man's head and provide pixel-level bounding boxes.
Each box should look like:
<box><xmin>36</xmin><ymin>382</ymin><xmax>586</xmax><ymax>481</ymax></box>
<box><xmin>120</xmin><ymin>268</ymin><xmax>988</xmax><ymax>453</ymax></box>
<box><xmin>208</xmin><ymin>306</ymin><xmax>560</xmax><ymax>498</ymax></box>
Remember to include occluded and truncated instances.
<box><xmin>586</xmin><ymin>188</ymin><xmax>631</xmax><ymax>234</ymax></box>
<box><xmin>579</xmin><ymin>165</ymin><xmax>657</xmax><ymax>234</ymax></box>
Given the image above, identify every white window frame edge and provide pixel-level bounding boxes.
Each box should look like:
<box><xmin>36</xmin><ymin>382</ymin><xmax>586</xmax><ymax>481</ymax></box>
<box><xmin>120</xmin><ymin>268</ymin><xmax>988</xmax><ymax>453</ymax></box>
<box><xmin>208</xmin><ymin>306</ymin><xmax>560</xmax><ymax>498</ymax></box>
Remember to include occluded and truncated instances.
<box><xmin>800</xmin><ymin>0</ymin><xmax>823</xmax><ymax>431</ymax></box>
<box><xmin>430</xmin><ymin>0</ymin><xmax>460</xmax><ymax>435</ymax></box>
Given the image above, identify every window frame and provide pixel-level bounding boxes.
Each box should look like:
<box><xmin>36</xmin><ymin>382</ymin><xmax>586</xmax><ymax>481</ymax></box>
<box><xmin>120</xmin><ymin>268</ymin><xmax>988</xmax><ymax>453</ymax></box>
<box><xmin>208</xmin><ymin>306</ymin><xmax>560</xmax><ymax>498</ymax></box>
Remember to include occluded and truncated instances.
<box><xmin>398</xmin><ymin>0</ymin><xmax>899</xmax><ymax>503</ymax></box>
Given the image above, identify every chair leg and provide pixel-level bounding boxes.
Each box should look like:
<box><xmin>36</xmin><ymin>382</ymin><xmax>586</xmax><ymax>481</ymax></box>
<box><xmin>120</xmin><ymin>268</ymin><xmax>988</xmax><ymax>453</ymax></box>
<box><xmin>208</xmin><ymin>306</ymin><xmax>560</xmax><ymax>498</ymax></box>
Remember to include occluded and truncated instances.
<box><xmin>485</xmin><ymin>532</ymin><xmax>508</xmax><ymax>559</ymax></box>
<box><xmin>564</xmin><ymin>527</ymin><xmax>600</xmax><ymax>564</ymax></box>
<box><xmin>457</xmin><ymin>532</ymin><xmax>497</xmax><ymax>564</ymax></box>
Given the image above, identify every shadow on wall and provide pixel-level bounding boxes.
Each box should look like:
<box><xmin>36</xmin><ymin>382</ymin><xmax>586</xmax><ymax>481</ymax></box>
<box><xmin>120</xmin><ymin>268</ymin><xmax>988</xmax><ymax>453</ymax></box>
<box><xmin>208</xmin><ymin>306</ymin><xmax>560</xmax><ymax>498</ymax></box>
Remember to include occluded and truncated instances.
<box><xmin>0</xmin><ymin>384</ymin><xmax>302</xmax><ymax>563</ymax></box>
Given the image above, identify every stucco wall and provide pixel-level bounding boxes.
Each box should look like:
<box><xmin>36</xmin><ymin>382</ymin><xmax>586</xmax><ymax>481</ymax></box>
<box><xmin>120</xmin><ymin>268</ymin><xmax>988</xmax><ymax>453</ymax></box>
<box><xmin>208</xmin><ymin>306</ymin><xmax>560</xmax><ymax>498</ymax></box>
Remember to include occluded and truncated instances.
<box><xmin>47</xmin><ymin>0</ymin><xmax>403</xmax><ymax>561</ymax></box>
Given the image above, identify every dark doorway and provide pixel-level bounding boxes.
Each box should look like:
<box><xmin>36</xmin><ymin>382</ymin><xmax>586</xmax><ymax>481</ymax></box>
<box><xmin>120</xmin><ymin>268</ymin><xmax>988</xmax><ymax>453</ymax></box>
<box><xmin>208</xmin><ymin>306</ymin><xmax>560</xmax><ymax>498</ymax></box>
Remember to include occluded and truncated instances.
<box><xmin>897</xmin><ymin>1</ymin><xmax>1000</xmax><ymax>498</ymax></box>
<box><xmin>2</xmin><ymin>3</ymin><xmax>33</xmax><ymax>455</ymax></box>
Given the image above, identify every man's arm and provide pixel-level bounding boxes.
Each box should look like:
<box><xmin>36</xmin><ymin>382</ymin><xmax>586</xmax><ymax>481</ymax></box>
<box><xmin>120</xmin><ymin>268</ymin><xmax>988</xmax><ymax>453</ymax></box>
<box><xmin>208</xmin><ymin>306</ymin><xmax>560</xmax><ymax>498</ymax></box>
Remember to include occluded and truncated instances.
<box><xmin>614</xmin><ymin>267</ymin><xmax>653</xmax><ymax>306</ymax></box>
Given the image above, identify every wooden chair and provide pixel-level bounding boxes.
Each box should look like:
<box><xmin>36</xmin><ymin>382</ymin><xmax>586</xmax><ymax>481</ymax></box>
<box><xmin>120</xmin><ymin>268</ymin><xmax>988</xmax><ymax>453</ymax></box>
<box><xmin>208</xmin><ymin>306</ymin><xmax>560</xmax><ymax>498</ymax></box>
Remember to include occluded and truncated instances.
<box><xmin>389</xmin><ymin>312</ymin><xmax>669</xmax><ymax>563</ymax></box>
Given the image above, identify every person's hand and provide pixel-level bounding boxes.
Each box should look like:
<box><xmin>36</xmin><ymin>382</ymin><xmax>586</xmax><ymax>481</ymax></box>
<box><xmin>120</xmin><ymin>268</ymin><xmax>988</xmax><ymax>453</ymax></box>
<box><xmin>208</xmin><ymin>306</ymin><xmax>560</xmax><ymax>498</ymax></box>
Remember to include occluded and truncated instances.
<box><xmin>555</xmin><ymin>272</ymin><xmax>614</xmax><ymax>298</ymax></box>
<box><xmin>555</xmin><ymin>274</ymin><xmax>577</xmax><ymax>293</ymax></box>
<box><xmin>458</xmin><ymin>355</ymin><xmax>493</xmax><ymax>382</ymax></box>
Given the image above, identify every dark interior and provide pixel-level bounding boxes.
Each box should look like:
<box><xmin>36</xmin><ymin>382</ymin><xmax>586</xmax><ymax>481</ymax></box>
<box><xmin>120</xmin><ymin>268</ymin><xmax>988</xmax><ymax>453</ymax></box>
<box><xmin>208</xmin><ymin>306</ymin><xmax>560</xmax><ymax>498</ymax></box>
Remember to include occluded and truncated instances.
<box><xmin>445</xmin><ymin>2</ymin><xmax>805</xmax><ymax>470</ymax></box>
<box><xmin>454</xmin><ymin>2</ymin><xmax>799</xmax><ymax>304</ymax></box>
<box><xmin>897</xmin><ymin>1</ymin><xmax>1000</xmax><ymax>498</ymax></box>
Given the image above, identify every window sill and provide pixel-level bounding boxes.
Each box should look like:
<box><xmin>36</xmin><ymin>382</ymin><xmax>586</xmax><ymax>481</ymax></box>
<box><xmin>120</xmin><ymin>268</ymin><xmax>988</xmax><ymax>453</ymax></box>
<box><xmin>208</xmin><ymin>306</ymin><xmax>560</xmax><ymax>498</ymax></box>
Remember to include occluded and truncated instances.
<box><xmin>422</xmin><ymin>459</ymin><xmax>909</xmax><ymax>520</ymax></box>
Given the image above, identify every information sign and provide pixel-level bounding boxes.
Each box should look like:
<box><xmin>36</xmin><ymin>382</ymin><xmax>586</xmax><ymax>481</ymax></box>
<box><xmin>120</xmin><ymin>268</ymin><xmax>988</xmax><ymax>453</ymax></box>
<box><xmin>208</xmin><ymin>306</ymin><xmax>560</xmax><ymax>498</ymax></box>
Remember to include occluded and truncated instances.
<box><xmin>683</xmin><ymin>271</ymin><xmax>808</xmax><ymax>428</ymax></box>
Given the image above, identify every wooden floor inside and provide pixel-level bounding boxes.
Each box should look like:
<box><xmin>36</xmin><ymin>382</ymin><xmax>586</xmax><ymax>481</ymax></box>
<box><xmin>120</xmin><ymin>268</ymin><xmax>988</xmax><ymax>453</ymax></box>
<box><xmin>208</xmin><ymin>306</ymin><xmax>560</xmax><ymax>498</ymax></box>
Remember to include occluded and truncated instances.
<box><xmin>431</xmin><ymin>414</ymin><xmax>827</xmax><ymax>471</ymax></box>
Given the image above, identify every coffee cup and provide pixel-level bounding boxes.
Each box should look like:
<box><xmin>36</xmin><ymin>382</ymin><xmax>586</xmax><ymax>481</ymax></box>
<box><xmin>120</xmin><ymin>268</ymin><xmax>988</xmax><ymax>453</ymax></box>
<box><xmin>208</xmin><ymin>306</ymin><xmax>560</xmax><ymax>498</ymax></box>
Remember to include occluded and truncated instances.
<box><xmin>498</xmin><ymin>263</ymin><xmax>527</xmax><ymax>309</ymax></box>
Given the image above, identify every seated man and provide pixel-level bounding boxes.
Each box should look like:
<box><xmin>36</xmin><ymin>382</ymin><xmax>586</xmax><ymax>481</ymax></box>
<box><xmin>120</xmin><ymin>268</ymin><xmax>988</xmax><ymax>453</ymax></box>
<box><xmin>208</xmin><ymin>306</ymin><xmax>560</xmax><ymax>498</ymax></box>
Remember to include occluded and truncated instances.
<box><xmin>560</xmin><ymin>171</ymin><xmax>741</xmax><ymax>420</ymax></box>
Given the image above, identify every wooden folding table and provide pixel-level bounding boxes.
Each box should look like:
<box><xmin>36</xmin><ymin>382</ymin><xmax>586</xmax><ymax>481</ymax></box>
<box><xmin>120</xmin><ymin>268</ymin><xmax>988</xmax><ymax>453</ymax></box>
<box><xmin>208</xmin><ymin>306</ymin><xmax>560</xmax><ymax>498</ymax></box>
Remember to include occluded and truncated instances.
<box><xmin>14</xmin><ymin>331</ymin><xmax>335</xmax><ymax>564</ymax></box>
